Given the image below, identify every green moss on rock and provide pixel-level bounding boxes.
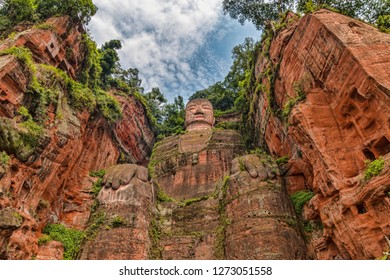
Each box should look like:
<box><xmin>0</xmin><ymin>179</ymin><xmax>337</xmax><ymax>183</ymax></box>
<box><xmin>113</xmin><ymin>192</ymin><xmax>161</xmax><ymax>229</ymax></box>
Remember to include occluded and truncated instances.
<box><xmin>42</xmin><ymin>224</ymin><xmax>85</xmax><ymax>260</ymax></box>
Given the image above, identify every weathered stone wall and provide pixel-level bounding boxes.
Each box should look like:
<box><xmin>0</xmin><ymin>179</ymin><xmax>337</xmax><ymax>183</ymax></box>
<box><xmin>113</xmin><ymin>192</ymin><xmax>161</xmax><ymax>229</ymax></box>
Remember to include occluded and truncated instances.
<box><xmin>251</xmin><ymin>9</ymin><xmax>390</xmax><ymax>259</ymax></box>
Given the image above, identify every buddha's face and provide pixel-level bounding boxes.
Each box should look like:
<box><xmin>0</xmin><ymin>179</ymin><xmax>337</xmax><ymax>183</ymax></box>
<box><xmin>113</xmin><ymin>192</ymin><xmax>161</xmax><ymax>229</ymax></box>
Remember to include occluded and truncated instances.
<box><xmin>185</xmin><ymin>99</ymin><xmax>215</xmax><ymax>130</ymax></box>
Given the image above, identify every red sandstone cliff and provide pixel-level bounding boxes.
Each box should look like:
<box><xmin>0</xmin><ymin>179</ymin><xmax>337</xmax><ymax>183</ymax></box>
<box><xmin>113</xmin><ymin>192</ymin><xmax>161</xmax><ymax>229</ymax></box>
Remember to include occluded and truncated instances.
<box><xmin>0</xmin><ymin>16</ymin><xmax>154</xmax><ymax>260</ymax></box>
<box><xmin>249</xmin><ymin>9</ymin><xmax>390</xmax><ymax>259</ymax></box>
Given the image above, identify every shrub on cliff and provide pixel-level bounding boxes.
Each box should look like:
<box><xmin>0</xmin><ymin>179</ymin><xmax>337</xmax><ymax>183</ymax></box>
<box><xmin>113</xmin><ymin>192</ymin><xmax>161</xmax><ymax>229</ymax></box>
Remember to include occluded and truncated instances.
<box><xmin>364</xmin><ymin>157</ymin><xmax>385</xmax><ymax>180</ymax></box>
<box><xmin>42</xmin><ymin>224</ymin><xmax>85</xmax><ymax>260</ymax></box>
<box><xmin>0</xmin><ymin>151</ymin><xmax>10</xmax><ymax>167</ymax></box>
<box><xmin>290</xmin><ymin>191</ymin><xmax>314</xmax><ymax>215</ymax></box>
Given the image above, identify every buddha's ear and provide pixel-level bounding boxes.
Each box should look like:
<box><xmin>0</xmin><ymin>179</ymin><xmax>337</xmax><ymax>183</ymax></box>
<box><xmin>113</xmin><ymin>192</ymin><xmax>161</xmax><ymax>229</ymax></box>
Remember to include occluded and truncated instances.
<box><xmin>212</xmin><ymin>116</ymin><xmax>215</xmax><ymax>125</ymax></box>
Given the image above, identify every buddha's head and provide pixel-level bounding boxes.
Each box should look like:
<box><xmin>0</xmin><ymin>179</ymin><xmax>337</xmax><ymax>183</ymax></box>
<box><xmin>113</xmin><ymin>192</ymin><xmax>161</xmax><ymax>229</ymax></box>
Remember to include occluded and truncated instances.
<box><xmin>185</xmin><ymin>98</ymin><xmax>215</xmax><ymax>131</ymax></box>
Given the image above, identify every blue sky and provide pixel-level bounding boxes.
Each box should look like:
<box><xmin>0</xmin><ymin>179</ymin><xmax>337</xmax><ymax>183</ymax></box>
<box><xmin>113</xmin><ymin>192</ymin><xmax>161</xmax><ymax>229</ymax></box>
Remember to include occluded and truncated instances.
<box><xmin>88</xmin><ymin>0</ymin><xmax>260</xmax><ymax>102</ymax></box>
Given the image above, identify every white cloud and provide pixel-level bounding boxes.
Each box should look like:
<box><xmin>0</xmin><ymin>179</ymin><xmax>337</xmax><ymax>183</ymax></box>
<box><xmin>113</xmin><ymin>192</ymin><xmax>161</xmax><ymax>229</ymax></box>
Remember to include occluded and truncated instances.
<box><xmin>88</xmin><ymin>0</ymin><xmax>224</xmax><ymax>100</ymax></box>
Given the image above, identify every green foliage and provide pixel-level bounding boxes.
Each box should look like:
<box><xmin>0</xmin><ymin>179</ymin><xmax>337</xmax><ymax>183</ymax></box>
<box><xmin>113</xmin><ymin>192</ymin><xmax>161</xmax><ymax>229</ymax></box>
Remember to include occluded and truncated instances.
<box><xmin>20</xmin><ymin>118</ymin><xmax>43</xmax><ymax>138</ymax></box>
<box><xmin>282</xmin><ymin>94</ymin><xmax>305</xmax><ymax>118</ymax></box>
<box><xmin>0</xmin><ymin>0</ymin><xmax>38</xmax><ymax>33</ymax></box>
<box><xmin>110</xmin><ymin>67</ymin><xmax>144</xmax><ymax>94</ymax></box>
<box><xmin>89</xmin><ymin>169</ymin><xmax>106</xmax><ymax>178</ymax></box>
<box><xmin>143</xmin><ymin>87</ymin><xmax>167</xmax><ymax>124</ymax></box>
<box><xmin>39</xmin><ymin>64</ymin><xmax>95</xmax><ymax>112</ymax></box>
<box><xmin>40</xmin><ymin>64</ymin><xmax>121</xmax><ymax>123</ymax></box>
<box><xmin>36</xmin><ymin>0</ymin><xmax>97</xmax><ymax>25</ymax></box>
<box><xmin>85</xmin><ymin>211</ymin><xmax>106</xmax><ymax>240</ymax></box>
<box><xmin>0</xmin><ymin>0</ymin><xmax>97</xmax><ymax>36</ymax></box>
<box><xmin>0</xmin><ymin>151</ymin><xmax>10</xmax><ymax>167</ymax></box>
<box><xmin>214</xmin><ymin>122</ymin><xmax>241</xmax><ymax>131</ymax></box>
<box><xmin>298</xmin><ymin>0</ymin><xmax>390</xmax><ymax>25</ymax></box>
<box><xmin>37</xmin><ymin>234</ymin><xmax>51</xmax><ymax>246</ymax></box>
<box><xmin>303</xmin><ymin>220</ymin><xmax>313</xmax><ymax>232</ymax></box>
<box><xmin>154</xmin><ymin>95</ymin><xmax>185</xmax><ymax>138</ymax></box>
<box><xmin>99</xmin><ymin>39</ymin><xmax>122</xmax><ymax>86</ymax></box>
<box><xmin>178</xmin><ymin>195</ymin><xmax>209</xmax><ymax>207</ymax></box>
<box><xmin>232</xmin><ymin>38</ymin><xmax>263</xmax><ymax>150</ymax></box>
<box><xmin>290</xmin><ymin>191</ymin><xmax>314</xmax><ymax>215</ymax></box>
<box><xmin>190</xmin><ymin>82</ymin><xmax>236</xmax><ymax>112</ymax></box>
<box><xmin>276</xmin><ymin>156</ymin><xmax>289</xmax><ymax>165</ymax></box>
<box><xmin>0</xmin><ymin>117</ymin><xmax>39</xmax><ymax>161</ymax></box>
<box><xmin>0</xmin><ymin>48</ymin><xmax>54</xmax><ymax>124</ymax></box>
<box><xmin>17</xmin><ymin>106</ymin><xmax>31</xmax><ymax>119</ymax></box>
<box><xmin>249</xmin><ymin>147</ymin><xmax>266</xmax><ymax>156</ymax></box>
<box><xmin>70</xmin><ymin>78</ymin><xmax>95</xmax><ymax>111</ymax></box>
<box><xmin>94</xmin><ymin>89</ymin><xmax>122</xmax><ymax>124</ymax></box>
<box><xmin>223</xmin><ymin>0</ymin><xmax>389</xmax><ymax>31</ymax></box>
<box><xmin>364</xmin><ymin>157</ymin><xmax>385</xmax><ymax>180</ymax></box>
<box><xmin>111</xmin><ymin>215</ymin><xmax>126</xmax><ymax>228</ymax></box>
<box><xmin>32</xmin><ymin>22</ymin><xmax>53</xmax><ymax>30</ymax></box>
<box><xmin>222</xmin><ymin>0</ymin><xmax>295</xmax><ymax>30</ymax></box>
<box><xmin>0</xmin><ymin>52</ymin><xmax>47</xmax><ymax>152</ymax></box>
<box><xmin>238</xmin><ymin>159</ymin><xmax>245</xmax><ymax>171</ymax></box>
<box><xmin>15</xmin><ymin>105</ymin><xmax>44</xmax><ymax>149</ymax></box>
<box><xmin>189</xmin><ymin>37</ymin><xmax>255</xmax><ymax>114</ymax></box>
<box><xmin>282</xmin><ymin>80</ymin><xmax>307</xmax><ymax>118</ymax></box>
<box><xmin>302</xmin><ymin>220</ymin><xmax>323</xmax><ymax>233</ymax></box>
<box><xmin>78</xmin><ymin>34</ymin><xmax>102</xmax><ymax>89</ymax></box>
<box><xmin>42</xmin><ymin>224</ymin><xmax>85</xmax><ymax>260</ymax></box>
<box><xmin>0</xmin><ymin>46</ymin><xmax>37</xmax><ymax>79</ymax></box>
<box><xmin>377</xmin><ymin>14</ymin><xmax>390</xmax><ymax>33</ymax></box>
<box><xmin>282</xmin><ymin>98</ymin><xmax>297</xmax><ymax>118</ymax></box>
<box><xmin>148</xmin><ymin>218</ymin><xmax>162</xmax><ymax>259</ymax></box>
<box><xmin>91</xmin><ymin>178</ymin><xmax>103</xmax><ymax>197</ymax></box>
<box><xmin>157</xmin><ymin>188</ymin><xmax>174</xmax><ymax>203</ymax></box>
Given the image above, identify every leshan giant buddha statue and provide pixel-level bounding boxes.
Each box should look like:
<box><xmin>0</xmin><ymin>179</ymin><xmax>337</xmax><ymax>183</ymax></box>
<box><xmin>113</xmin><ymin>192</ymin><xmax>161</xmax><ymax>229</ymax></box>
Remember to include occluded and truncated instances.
<box><xmin>80</xmin><ymin>99</ymin><xmax>306</xmax><ymax>260</ymax></box>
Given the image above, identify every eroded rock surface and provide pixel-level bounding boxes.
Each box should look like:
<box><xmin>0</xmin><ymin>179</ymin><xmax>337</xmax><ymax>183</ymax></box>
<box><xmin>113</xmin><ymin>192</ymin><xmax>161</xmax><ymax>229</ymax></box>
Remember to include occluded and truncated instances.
<box><xmin>250</xmin><ymin>9</ymin><xmax>390</xmax><ymax>259</ymax></box>
<box><xmin>0</xmin><ymin>17</ymin><xmax>154</xmax><ymax>259</ymax></box>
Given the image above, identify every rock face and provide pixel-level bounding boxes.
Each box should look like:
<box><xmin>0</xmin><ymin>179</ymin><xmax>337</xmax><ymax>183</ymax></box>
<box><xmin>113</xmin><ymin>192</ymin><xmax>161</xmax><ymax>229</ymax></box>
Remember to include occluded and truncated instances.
<box><xmin>36</xmin><ymin>241</ymin><xmax>64</xmax><ymax>260</ymax></box>
<box><xmin>0</xmin><ymin>17</ymin><xmax>154</xmax><ymax>259</ymax></box>
<box><xmin>250</xmin><ymin>10</ymin><xmax>390</xmax><ymax>259</ymax></box>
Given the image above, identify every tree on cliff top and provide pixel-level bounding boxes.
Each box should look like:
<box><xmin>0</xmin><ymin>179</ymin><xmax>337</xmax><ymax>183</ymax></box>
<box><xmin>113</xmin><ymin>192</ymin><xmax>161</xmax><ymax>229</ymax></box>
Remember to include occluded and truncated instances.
<box><xmin>223</xmin><ymin>0</ymin><xmax>390</xmax><ymax>30</ymax></box>
<box><xmin>0</xmin><ymin>0</ymin><xmax>97</xmax><ymax>34</ymax></box>
<box><xmin>222</xmin><ymin>0</ymin><xmax>295</xmax><ymax>30</ymax></box>
<box><xmin>36</xmin><ymin>0</ymin><xmax>97</xmax><ymax>25</ymax></box>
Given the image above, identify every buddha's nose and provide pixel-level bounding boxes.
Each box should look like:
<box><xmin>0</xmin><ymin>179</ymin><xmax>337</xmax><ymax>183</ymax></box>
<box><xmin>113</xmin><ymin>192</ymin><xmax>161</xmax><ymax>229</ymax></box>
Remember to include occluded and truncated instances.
<box><xmin>195</xmin><ymin>106</ymin><xmax>203</xmax><ymax>114</ymax></box>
